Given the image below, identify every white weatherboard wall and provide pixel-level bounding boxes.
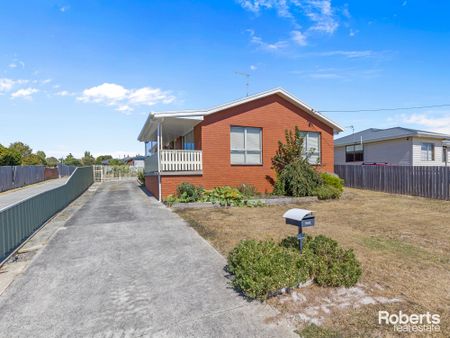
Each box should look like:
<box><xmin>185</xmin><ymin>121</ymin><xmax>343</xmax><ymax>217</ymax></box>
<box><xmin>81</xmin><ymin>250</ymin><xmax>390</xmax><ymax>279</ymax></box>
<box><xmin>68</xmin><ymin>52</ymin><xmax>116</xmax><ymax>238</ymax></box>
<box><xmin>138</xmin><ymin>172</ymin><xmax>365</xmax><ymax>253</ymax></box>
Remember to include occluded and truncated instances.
<box><xmin>335</xmin><ymin>138</ymin><xmax>413</xmax><ymax>166</ymax></box>
<box><xmin>412</xmin><ymin>137</ymin><xmax>448</xmax><ymax>166</ymax></box>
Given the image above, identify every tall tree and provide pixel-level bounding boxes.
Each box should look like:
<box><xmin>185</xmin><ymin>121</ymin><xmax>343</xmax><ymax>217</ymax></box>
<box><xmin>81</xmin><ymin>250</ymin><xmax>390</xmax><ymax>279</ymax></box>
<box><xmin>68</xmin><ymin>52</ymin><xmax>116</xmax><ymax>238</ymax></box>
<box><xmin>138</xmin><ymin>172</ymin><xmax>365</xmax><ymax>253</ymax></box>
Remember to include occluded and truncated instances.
<box><xmin>46</xmin><ymin>157</ymin><xmax>59</xmax><ymax>167</ymax></box>
<box><xmin>95</xmin><ymin>155</ymin><xmax>113</xmax><ymax>165</ymax></box>
<box><xmin>0</xmin><ymin>144</ymin><xmax>21</xmax><ymax>165</ymax></box>
<box><xmin>22</xmin><ymin>154</ymin><xmax>46</xmax><ymax>165</ymax></box>
<box><xmin>64</xmin><ymin>153</ymin><xmax>82</xmax><ymax>166</ymax></box>
<box><xmin>81</xmin><ymin>151</ymin><xmax>95</xmax><ymax>166</ymax></box>
<box><xmin>9</xmin><ymin>142</ymin><xmax>32</xmax><ymax>158</ymax></box>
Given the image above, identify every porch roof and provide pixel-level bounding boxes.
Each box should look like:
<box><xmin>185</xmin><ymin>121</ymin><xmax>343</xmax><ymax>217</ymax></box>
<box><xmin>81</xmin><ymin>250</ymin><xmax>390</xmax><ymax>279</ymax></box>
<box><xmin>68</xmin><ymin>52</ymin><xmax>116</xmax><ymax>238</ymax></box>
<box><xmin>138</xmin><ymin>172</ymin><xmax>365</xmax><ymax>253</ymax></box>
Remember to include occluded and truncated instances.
<box><xmin>138</xmin><ymin>115</ymin><xmax>203</xmax><ymax>142</ymax></box>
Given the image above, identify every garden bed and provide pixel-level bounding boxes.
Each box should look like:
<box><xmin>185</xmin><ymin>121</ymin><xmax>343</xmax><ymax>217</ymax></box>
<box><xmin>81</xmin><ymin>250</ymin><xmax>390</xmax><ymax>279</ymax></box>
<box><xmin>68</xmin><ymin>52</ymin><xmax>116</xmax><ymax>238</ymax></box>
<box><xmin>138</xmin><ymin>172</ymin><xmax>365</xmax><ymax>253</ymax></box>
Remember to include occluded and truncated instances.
<box><xmin>169</xmin><ymin>195</ymin><xmax>318</xmax><ymax>209</ymax></box>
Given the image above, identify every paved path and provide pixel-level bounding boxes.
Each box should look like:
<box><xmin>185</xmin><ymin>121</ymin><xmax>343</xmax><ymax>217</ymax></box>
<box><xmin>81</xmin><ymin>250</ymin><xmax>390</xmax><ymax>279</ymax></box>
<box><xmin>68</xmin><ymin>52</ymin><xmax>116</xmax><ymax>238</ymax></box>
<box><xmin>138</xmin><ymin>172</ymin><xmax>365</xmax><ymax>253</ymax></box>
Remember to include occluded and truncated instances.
<box><xmin>0</xmin><ymin>178</ymin><xmax>68</xmax><ymax>210</ymax></box>
<box><xmin>0</xmin><ymin>181</ymin><xmax>295</xmax><ymax>337</ymax></box>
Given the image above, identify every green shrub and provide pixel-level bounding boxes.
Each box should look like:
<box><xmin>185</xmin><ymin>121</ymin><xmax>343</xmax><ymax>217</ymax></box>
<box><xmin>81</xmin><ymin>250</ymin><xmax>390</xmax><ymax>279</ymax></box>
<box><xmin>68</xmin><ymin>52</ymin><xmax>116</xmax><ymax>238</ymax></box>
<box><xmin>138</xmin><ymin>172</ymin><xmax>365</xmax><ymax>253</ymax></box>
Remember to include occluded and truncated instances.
<box><xmin>298</xmin><ymin>324</ymin><xmax>342</xmax><ymax>338</ymax></box>
<box><xmin>137</xmin><ymin>170</ymin><xmax>145</xmax><ymax>186</ymax></box>
<box><xmin>320</xmin><ymin>173</ymin><xmax>344</xmax><ymax>192</ymax></box>
<box><xmin>314</xmin><ymin>185</ymin><xmax>342</xmax><ymax>200</ymax></box>
<box><xmin>227</xmin><ymin>240</ymin><xmax>310</xmax><ymax>299</ymax></box>
<box><xmin>273</xmin><ymin>160</ymin><xmax>322</xmax><ymax>197</ymax></box>
<box><xmin>176</xmin><ymin>182</ymin><xmax>204</xmax><ymax>202</ymax></box>
<box><xmin>204</xmin><ymin>186</ymin><xmax>244</xmax><ymax>206</ymax></box>
<box><xmin>306</xmin><ymin>235</ymin><xmax>362</xmax><ymax>287</ymax></box>
<box><xmin>244</xmin><ymin>199</ymin><xmax>265</xmax><ymax>208</ymax></box>
<box><xmin>279</xmin><ymin>235</ymin><xmax>312</xmax><ymax>250</ymax></box>
<box><xmin>237</xmin><ymin>183</ymin><xmax>259</xmax><ymax>198</ymax></box>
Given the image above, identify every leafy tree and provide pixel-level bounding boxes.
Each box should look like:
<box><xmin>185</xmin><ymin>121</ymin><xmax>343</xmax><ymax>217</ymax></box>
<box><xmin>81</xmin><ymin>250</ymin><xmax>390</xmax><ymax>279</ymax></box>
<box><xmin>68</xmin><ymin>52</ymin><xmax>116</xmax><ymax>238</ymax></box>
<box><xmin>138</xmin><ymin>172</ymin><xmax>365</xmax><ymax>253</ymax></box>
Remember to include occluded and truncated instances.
<box><xmin>64</xmin><ymin>153</ymin><xmax>82</xmax><ymax>166</ymax></box>
<box><xmin>271</xmin><ymin>126</ymin><xmax>304</xmax><ymax>174</ymax></box>
<box><xmin>271</xmin><ymin>126</ymin><xmax>322</xmax><ymax>197</ymax></box>
<box><xmin>81</xmin><ymin>151</ymin><xmax>95</xmax><ymax>166</ymax></box>
<box><xmin>22</xmin><ymin>154</ymin><xmax>46</xmax><ymax>165</ymax></box>
<box><xmin>0</xmin><ymin>144</ymin><xmax>21</xmax><ymax>165</ymax></box>
<box><xmin>9</xmin><ymin>142</ymin><xmax>32</xmax><ymax>158</ymax></box>
<box><xmin>108</xmin><ymin>158</ymin><xmax>123</xmax><ymax>166</ymax></box>
<box><xmin>95</xmin><ymin>155</ymin><xmax>113</xmax><ymax>164</ymax></box>
<box><xmin>46</xmin><ymin>157</ymin><xmax>59</xmax><ymax>167</ymax></box>
<box><xmin>36</xmin><ymin>150</ymin><xmax>46</xmax><ymax>160</ymax></box>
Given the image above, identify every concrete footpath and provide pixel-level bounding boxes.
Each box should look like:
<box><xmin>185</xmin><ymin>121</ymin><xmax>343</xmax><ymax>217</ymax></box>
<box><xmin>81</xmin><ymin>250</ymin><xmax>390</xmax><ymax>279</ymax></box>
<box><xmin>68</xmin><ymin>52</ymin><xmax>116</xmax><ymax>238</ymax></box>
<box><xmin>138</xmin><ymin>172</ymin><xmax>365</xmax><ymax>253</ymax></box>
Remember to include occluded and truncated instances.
<box><xmin>0</xmin><ymin>180</ymin><xmax>295</xmax><ymax>337</ymax></box>
<box><xmin>0</xmin><ymin>178</ymin><xmax>68</xmax><ymax>210</ymax></box>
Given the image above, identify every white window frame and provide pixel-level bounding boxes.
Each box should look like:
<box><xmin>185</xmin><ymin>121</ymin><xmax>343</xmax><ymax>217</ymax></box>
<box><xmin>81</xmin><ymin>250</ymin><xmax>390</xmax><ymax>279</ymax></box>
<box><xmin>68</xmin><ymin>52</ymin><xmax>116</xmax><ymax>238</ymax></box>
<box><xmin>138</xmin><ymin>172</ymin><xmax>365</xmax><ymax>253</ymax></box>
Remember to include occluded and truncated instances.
<box><xmin>421</xmin><ymin>143</ymin><xmax>434</xmax><ymax>161</ymax></box>
<box><xmin>230</xmin><ymin>126</ymin><xmax>262</xmax><ymax>165</ymax></box>
<box><xmin>300</xmin><ymin>131</ymin><xmax>321</xmax><ymax>164</ymax></box>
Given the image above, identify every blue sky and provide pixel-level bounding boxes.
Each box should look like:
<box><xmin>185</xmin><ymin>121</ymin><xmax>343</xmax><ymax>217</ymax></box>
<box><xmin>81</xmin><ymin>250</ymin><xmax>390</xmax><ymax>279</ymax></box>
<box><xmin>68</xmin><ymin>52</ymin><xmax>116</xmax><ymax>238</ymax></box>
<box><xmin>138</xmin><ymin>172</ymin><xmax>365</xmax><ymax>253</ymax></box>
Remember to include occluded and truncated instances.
<box><xmin>1</xmin><ymin>0</ymin><xmax>450</xmax><ymax>158</ymax></box>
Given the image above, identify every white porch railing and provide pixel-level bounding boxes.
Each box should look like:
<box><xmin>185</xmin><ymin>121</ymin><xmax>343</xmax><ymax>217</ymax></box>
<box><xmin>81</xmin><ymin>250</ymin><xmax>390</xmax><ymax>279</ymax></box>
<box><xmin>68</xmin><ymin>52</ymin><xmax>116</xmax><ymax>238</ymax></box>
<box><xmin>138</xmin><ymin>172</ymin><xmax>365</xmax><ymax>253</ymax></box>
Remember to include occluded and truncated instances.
<box><xmin>145</xmin><ymin>150</ymin><xmax>203</xmax><ymax>173</ymax></box>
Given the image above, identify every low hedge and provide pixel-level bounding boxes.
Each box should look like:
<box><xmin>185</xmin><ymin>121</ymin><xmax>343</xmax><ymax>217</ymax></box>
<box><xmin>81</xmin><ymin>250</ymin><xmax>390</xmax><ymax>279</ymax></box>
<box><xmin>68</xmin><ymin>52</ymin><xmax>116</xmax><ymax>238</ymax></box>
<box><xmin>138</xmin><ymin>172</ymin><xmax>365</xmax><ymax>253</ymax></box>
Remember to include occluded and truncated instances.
<box><xmin>227</xmin><ymin>235</ymin><xmax>362</xmax><ymax>300</ymax></box>
<box><xmin>314</xmin><ymin>185</ymin><xmax>342</xmax><ymax>200</ymax></box>
<box><xmin>227</xmin><ymin>240</ymin><xmax>310</xmax><ymax>299</ymax></box>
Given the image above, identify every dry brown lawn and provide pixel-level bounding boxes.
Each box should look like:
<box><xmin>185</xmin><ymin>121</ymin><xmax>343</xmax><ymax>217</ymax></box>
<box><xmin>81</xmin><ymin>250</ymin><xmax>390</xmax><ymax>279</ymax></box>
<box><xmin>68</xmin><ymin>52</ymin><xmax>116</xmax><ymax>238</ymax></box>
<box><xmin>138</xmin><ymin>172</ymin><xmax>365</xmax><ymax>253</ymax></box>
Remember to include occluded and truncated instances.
<box><xmin>176</xmin><ymin>188</ymin><xmax>450</xmax><ymax>337</ymax></box>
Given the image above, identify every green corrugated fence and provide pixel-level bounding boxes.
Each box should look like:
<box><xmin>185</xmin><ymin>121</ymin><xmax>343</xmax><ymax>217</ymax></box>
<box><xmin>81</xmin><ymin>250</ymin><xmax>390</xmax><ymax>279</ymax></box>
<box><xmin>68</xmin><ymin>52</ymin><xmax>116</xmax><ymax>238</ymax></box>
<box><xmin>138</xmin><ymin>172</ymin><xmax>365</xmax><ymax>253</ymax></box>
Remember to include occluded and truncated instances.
<box><xmin>0</xmin><ymin>166</ymin><xmax>94</xmax><ymax>263</ymax></box>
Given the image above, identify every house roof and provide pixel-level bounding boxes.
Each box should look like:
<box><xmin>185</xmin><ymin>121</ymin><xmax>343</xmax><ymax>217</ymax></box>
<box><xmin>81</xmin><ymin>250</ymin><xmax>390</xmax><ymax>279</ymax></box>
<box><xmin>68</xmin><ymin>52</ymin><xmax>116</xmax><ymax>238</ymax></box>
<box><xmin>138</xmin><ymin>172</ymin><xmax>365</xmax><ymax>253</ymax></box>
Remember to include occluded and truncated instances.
<box><xmin>138</xmin><ymin>88</ymin><xmax>344</xmax><ymax>142</ymax></box>
<box><xmin>334</xmin><ymin>127</ymin><xmax>450</xmax><ymax>147</ymax></box>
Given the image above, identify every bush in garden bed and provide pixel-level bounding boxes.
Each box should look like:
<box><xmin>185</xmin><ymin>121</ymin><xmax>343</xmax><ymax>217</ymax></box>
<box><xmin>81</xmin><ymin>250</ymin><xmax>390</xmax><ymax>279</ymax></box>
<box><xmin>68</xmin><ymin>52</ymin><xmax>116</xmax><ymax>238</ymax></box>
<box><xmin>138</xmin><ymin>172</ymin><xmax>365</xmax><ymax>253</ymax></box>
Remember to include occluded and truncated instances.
<box><xmin>227</xmin><ymin>235</ymin><xmax>362</xmax><ymax>300</ymax></box>
<box><xmin>314</xmin><ymin>185</ymin><xmax>342</xmax><ymax>200</ymax></box>
<box><xmin>227</xmin><ymin>240</ymin><xmax>311</xmax><ymax>300</ymax></box>
<box><xmin>165</xmin><ymin>183</ymin><xmax>265</xmax><ymax>207</ymax></box>
<box><xmin>320</xmin><ymin>172</ymin><xmax>344</xmax><ymax>192</ymax></box>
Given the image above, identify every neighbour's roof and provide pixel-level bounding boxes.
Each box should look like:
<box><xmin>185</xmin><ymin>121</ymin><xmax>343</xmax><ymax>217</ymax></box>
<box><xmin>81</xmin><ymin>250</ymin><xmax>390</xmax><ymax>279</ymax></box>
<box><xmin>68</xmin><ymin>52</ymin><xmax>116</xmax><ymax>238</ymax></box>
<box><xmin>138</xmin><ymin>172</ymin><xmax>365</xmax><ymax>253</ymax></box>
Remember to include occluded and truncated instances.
<box><xmin>138</xmin><ymin>88</ymin><xmax>344</xmax><ymax>142</ymax></box>
<box><xmin>334</xmin><ymin>127</ymin><xmax>450</xmax><ymax>147</ymax></box>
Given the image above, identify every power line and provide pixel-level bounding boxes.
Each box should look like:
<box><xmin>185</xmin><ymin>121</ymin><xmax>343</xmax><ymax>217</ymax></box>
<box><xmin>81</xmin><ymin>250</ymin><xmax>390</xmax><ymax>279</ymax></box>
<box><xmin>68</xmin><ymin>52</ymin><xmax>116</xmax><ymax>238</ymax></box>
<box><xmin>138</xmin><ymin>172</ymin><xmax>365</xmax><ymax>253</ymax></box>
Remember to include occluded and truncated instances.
<box><xmin>319</xmin><ymin>103</ymin><xmax>450</xmax><ymax>113</ymax></box>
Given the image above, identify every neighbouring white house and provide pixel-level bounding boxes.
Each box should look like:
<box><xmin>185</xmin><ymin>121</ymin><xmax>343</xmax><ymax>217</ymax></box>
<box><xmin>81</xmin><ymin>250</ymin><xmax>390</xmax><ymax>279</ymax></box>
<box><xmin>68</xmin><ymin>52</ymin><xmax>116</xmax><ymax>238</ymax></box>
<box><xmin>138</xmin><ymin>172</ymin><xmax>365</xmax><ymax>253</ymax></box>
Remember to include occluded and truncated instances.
<box><xmin>334</xmin><ymin>127</ymin><xmax>450</xmax><ymax>166</ymax></box>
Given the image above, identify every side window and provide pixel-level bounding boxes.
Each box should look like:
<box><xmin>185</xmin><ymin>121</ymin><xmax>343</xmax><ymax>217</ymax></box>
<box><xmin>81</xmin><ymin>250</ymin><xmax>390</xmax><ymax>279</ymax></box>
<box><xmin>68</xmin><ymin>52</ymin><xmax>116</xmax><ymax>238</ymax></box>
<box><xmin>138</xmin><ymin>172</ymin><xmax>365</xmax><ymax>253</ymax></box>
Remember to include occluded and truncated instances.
<box><xmin>345</xmin><ymin>144</ymin><xmax>364</xmax><ymax>162</ymax></box>
<box><xmin>301</xmin><ymin>132</ymin><xmax>321</xmax><ymax>164</ymax></box>
<box><xmin>230</xmin><ymin>127</ymin><xmax>262</xmax><ymax>165</ymax></box>
<box><xmin>421</xmin><ymin>143</ymin><xmax>434</xmax><ymax>161</ymax></box>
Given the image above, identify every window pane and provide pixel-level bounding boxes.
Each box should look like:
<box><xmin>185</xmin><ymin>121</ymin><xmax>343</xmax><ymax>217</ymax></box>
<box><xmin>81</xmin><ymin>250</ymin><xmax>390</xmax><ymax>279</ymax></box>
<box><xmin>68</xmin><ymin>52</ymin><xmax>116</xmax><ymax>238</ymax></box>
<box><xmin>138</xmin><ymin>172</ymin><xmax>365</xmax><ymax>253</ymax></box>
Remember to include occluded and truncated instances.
<box><xmin>230</xmin><ymin>127</ymin><xmax>245</xmax><ymax>150</ymax></box>
<box><xmin>308</xmin><ymin>153</ymin><xmax>320</xmax><ymax>164</ymax></box>
<box><xmin>346</xmin><ymin>145</ymin><xmax>355</xmax><ymax>153</ymax></box>
<box><xmin>231</xmin><ymin>150</ymin><xmax>245</xmax><ymax>164</ymax></box>
<box><xmin>246</xmin><ymin>151</ymin><xmax>261</xmax><ymax>164</ymax></box>
<box><xmin>307</xmin><ymin>133</ymin><xmax>320</xmax><ymax>152</ymax></box>
<box><xmin>246</xmin><ymin>128</ymin><xmax>261</xmax><ymax>150</ymax></box>
<box><xmin>354</xmin><ymin>144</ymin><xmax>363</xmax><ymax>151</ymax></box>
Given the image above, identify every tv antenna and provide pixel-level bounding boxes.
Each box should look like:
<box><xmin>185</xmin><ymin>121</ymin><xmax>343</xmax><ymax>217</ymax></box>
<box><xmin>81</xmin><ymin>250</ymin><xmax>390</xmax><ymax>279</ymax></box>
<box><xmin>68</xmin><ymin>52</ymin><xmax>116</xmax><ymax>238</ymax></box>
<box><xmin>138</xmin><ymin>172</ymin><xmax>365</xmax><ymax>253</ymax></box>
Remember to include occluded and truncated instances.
<box><xmin>235</xmin><ymin>71</ymin><xmax>250</xmax><ymax>97</ymax></box>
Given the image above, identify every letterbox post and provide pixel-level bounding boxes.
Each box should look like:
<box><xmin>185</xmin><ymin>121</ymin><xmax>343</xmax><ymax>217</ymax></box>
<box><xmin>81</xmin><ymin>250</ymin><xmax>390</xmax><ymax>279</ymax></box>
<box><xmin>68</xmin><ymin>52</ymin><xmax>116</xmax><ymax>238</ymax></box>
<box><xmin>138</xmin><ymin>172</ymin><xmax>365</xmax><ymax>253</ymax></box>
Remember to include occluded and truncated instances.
<box><xmin>282</xmin><ymin>208</ymin><xmax>315</xmax><ymax>255</ymax></box>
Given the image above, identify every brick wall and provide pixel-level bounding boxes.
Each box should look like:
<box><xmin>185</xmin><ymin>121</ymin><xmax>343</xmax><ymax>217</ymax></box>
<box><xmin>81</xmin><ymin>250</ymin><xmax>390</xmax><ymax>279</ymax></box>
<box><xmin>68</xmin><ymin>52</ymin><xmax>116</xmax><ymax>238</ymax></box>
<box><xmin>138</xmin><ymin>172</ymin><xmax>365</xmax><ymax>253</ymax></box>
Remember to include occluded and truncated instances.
<box><xmin>147</xmin><ymin>94</ymin><xmax>336</xmax><ymax>199</ymax></box>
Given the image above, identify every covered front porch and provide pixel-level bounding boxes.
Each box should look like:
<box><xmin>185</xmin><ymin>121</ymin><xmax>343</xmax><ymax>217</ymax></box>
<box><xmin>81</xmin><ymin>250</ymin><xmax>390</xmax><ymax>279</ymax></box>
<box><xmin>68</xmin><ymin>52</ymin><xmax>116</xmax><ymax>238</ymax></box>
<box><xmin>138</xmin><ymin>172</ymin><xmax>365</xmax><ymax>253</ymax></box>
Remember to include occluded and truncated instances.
<box><xmin>138</xmin><ymin>114</ymin><xmax>203</xmax><ymax>175</ymax></box>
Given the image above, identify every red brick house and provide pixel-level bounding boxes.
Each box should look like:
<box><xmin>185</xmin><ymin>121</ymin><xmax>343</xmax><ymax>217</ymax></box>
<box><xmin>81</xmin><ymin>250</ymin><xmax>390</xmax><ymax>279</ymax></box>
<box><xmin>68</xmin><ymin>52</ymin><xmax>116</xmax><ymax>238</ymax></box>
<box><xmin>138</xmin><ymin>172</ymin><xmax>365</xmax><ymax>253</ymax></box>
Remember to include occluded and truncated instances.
<box><xmin>138</xmin><ymin>88</ymin><xmax>343</xmax><ymax>200</ymax></box>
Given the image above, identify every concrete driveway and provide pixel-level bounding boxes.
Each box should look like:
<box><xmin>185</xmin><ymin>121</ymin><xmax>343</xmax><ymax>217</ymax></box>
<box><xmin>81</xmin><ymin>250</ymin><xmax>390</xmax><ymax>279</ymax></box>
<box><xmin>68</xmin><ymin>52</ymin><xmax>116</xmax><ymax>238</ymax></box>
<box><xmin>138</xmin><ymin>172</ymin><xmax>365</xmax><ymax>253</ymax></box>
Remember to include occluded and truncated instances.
<box><xmin>0</xmin><ymin>177</ymin><xmax>67</xmax><ymax>210</ymax></box>
<box><xmin>0</xmin><ymin>180</ymin><xmax>295</xmax><ymax>337</ymax></box>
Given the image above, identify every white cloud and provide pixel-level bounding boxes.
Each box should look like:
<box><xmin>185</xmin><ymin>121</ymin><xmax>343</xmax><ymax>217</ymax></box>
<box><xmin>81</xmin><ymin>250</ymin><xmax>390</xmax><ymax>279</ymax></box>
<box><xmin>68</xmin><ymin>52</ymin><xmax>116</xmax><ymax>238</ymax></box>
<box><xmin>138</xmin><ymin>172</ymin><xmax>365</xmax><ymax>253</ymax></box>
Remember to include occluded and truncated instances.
<box><xmin>303</xmin><ymin>0</ymin><xmax>339</xmax><ymax>34</ymax></box>
<box><xmin>239</xmin><ymin>1</ymin><xmax>344</xmax><ymax>50</ymax></box>
<box><xmin>59</xmin><ymin>5</ymin><xmax>70</xmax><ymax>12</ymax></box>
<box><xmin>247</xmin><ymin>29</ymin><xmax>288</xmax><ymax>51</ymax></box>
<box><xmin>312</xmin><ymin>50</ymin><xmax>374</xmax><ymax>58</ymax></box>
<box><xmin>78</xmin><ymin>83</ymin><xmax>175</xmax><ymax>112</ymax></box>
<box><xmin>402</xmin><ymin>1</ymin><xmax>408</xmax><ymax>7</ymax></box>
<box><xmin>0</xmin><ymin>78</ymin><xmax>28</xmax><ymax>93</ymax></box>
<box><xmin>250</xmin><ymin>65</ymin><xmax>257</xmax><ymax>71</ymax></box>
<box><xmin>11</xmin><ymin>87</ymin><xmax>38</xmax><ymax>99</ymax></box>
<box><xmin>56</xmin><ymin>90</ymin><xmax>75</xmax><ymax>96</ymax></box>
<box><xmin>291</xmin><ymin>30</ymin><xmax>307</xmax><ymax>46</ymax></box>
<box><xmin>8</xmin><ymin>60</ymin><xmax>25</xmax><ymax>69</ymax></box>
<box><xmin>401</xmin><ymin>113</ymin><xmax>450</xmax><ymax>134</ymax></box>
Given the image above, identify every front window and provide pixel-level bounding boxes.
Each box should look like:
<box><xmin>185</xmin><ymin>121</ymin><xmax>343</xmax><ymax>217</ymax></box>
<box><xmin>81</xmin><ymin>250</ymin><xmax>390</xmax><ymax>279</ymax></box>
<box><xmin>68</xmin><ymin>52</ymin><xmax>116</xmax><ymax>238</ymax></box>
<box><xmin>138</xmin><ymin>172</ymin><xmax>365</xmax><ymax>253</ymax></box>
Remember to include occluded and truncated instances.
<box><xmin>346</xmin><ymin>144</ymin><xmax>364</xmax><ymax>162</ymax></box>
<box><xmin>182</xmin><ymin>130</ymin><xmax>195</xmax><ymax>150</ymax></box>
<box><xmin>300</xmin><ymin>132</ymin><xmax>321</xmax><ymax>164</ymax></box>
<box><xmin>421</xmin><ymin>143</ymin><xmax>434</xmax><ymax>161</ymax></box>
<box><xmin>230</xmin><ymin>126</ymin><xmax>262</xmax><ymax>165</ymax></box>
